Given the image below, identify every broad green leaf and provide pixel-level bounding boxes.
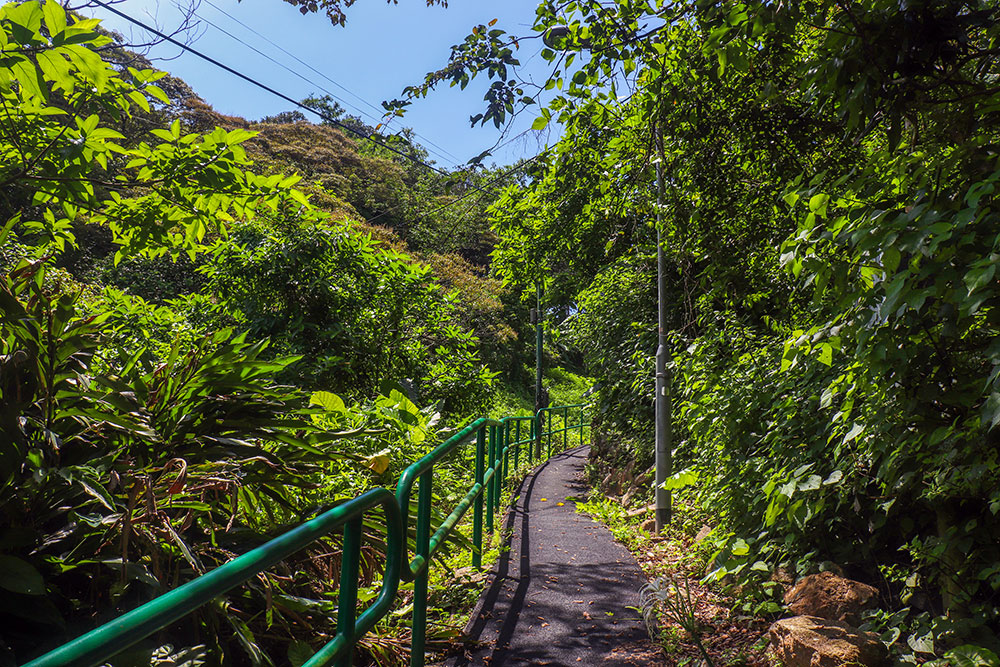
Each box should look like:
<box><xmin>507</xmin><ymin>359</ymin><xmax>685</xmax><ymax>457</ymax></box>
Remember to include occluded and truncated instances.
<box><xmin>42</xmin><ymin>0</ymin><xmax>66</xmax><ymax>35</ymax></box>
<box><xmin>0</xmin><ymin>555</ymin><xmax>45</xmax><ymax>595</ymax></box>
<box><xmin>311</xmin><ymin>390</ymin><xmax>346</xmax><ymax>412</ymax></box>
<box><xmin>882</xmin><ymin>246</ymin><xmax>900</xmax><ymax>274</ymax></box>
<box><xmin>808</xmin><ymin>193</ymin><xmax>830</xmax><ymax>217</ymax></box>
<box><xmin>288</xmin><ymin>640</ymin><xmax>314</xmax><ymax>667</ymax></box>
<box><xmin>731</xmin><ymin>538</ymin><xmax>750</xmax><ymax>556</ymax></box>
<box><xmin>798</xmin><ymin>474</ymin><xmax>823</xmax><ymax>491</ymax></box>
<box><xmin>964</xmin><ymin>264</ymin><xmax>995</xmax><ymax>295</ymax></box>
<box><xmin>36</xmin><ymin>49</ymin><xmax>72</xmax><ymax>91</ymax></box>
<box><xmin>365</xmin><ymin>450</ymin><xmax>391</xmax><ymax>475</ymax></box>
<box><xmin>907</xmin><ymin>631</ymin><xmax>934</xmax><ymax>655</ymax></box>
<box><xmin>817</xmin><ymin>343</ymin><xmax>832</xmax><ymax>366</ymax></box>
<box><xmin>11</xmin><ymin>57</ymin><xmax>45</xmax><ymax>99</ymax></box>
<box><xmin>660</xmin><ymin>468</ymin><xmax>698</xmax><ymax>490</ymax></box>
<box><xmin>63</xmin><ymin>43</ymin><xmax>108</xmax><ymax>90</ymax></box>
<box><xmin>943</xmin><ymin>645</ymin><xmax>1000</xmax><ymax>667</ymax></box>
<box><xmin>844</xmin><ymin>423</ymin><xmax>864</xmax><ymax>443</ymax></box>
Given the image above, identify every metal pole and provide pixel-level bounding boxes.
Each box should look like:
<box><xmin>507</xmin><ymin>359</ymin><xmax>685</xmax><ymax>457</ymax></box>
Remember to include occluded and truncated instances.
<box><xmin>654</xmin><ymin>122</ymin><xmax>672</xmax><ymax>531</ymax></box>
<box><xmin>486</xmin><ymin>426</ymin><xmax>495</xmax><ymax>533</ymax></box>
<box><xmin>472</xmin><ymin>427</ymin><xmax>485</xmax><ymax>569</ymax></box>
<box><xmin>502</xmin><ymin>422</ymin><xmax>509</xmax><ymax>489</ymax></box>
<box><xmin>534</xmin><ymin>282</ymin><xmax>544</xmax><ymax>460</ymax></box>
<box><xmin>563</xmin><ymin>406</ymin><xmax>568</xmax><ymax>451</ymax></box>
<box><xmin>514</xmin><ymin>420</ymin><xmax>521</xmax><ymax>469</ymax></box>
<box><xmin>411</xmin><ymin>471</ymin><xmax>433</xmax><ymax>667</ymax></box>
<box><xmin>334</xmin><ymin>517</ymin><xmax>362</xmax><ymax>667</ymax></box>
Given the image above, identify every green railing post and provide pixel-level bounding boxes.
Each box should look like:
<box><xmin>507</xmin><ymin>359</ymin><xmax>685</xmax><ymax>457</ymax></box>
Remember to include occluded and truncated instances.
<box><xmin>485</xmin><ymin>425</ymin><xmax>495</xmax><ymax>534</ymax></box>
<box><xmin>410</xmin><ymin>471</ymin><xmax>433</xmax><ymax>667</ymax></box>
<box><xmin>472</xmin><ymin>427</ymin><xmax>484</xmax><ymax>570</ymax></box>
<box><xmin>528</xmin><ymin>419</ymin><xmax>534</xmax><ymax>463</ymax></box>
<box><xmin>334</xmin><ymin>517</ymin><xmax>362</xmax><ymax>667</ymax></box>
<box><xmin>563</xmin><ymin>406</ymin><xmax>568</xmax><ymax>451</ymax></box>
<box><xmin>501</xmin><ymin>422</ymin><xmax>508</xmax><ymax>494</ymax></box>
<box><xmin>491</xmin><ymin>424</ymin><xmax>501</xmax><ymax>514</ymax></box>
<box><xmin>497</xmin><ymin>423</ymin><xmax>510</xmax><ymax>505</ymax></box>
<box><xmin>580</xmin><ymin>406</ymin><xmax>585</xmax><ymax>446</ymax></box>
<box><xmin>514</xmin><ymin>420</ymin><xmax>521</xmax><ymax>469</ymax></box>
<box><xmin>534</xmin><ymin>413</ymin><xmax>542</xmax><ymax>460</ymax></box>
<box><xmin>547</xmin><ymin>411</ymin><xmax>552</xmax><ymax>458</ymax></box>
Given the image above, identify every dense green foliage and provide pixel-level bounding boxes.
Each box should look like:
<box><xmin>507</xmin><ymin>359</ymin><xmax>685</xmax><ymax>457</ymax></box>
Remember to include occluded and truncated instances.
<box><xmin>0</xmin><ymin>3</ymin><xmax>549</xmax><ymax>664</ymax></box>
<box><xmin>404</xmin><ymin>0</ymin><xmax>1000</xmax><ymax>660</ymax></box>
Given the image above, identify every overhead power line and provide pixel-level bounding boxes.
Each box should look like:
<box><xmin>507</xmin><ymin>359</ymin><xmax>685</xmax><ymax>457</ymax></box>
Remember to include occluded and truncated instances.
<box><xmin>91</xmin><ymin>0</ymin><xmax>453</xmax><ymax>176</ymax></box>
<box><xmin>90</xmin><ymin>0</ymin><xmax>550</xmax><ymax>228</ymax></box>
<box><xmin>193</xmin><ymin>0</ymin><xmax>464</xmax><ymax>166</ymax></box>
<box><xmin>191</xmin><ymin>9</ymin><xmax>462</xmax><ymax>166</ymax></box>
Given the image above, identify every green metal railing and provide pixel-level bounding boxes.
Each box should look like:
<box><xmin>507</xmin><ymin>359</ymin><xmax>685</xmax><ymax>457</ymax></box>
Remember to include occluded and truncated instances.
<box><xmin>24</xmin><ymin>405</ymin><xmax>588</xmax><ymax>667</ymax></box>
<box><xmin>23</xmin><ymin>489</ymin><xmax>403</xmax><ymax>667</ymax></box>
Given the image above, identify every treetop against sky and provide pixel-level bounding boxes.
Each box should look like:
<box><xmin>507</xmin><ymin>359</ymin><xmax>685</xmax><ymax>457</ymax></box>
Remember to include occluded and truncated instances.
<box><xmin>82</xmin><ymin>0</ymin><xmax>559</xmax><ymax>169</ymax></box>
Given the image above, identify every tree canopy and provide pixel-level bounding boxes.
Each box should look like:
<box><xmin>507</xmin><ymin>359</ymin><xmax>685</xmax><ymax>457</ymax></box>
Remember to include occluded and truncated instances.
<box><xmin>395</xmin><ymin>0</ymin><xmax>1000</xmax><ymax>655</ymax></box>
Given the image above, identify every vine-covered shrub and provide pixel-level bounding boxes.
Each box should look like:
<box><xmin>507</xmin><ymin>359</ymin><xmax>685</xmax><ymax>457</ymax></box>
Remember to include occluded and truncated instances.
<box><xmin>0</xmin><ymin>4</ymin><xmax>498</xmax><ymax>663</ymax></box>
<box><xmin>477</xmin><ymin>0</ymin><xmax>1000</xmax><ymax>656</ymax></box>
<box><xmin>206</xmin><ymin>216</ymin><xmax>496</xmax><ymax>409</ymax></box>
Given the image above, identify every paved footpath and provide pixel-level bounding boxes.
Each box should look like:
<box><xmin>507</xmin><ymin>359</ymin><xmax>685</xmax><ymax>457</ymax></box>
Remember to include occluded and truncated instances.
<box><xmin>446</xmin><ymin>446</ymin><xmax>661</xmax><ymax>666</ymax></box>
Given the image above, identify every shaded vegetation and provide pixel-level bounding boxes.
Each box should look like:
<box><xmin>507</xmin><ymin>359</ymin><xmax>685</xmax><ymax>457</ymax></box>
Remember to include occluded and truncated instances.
<box><xmin>0</xmin><ymin>3</ymin><xmax>549</xmax><ymax>664</ymax></box>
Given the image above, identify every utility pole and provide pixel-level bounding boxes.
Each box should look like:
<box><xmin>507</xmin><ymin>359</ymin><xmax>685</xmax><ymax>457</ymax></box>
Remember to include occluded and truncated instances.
<box><xmin>534</xmin><ymin>281</ymin><xmax>544</xmax><ymax>459</ymax></box>
<box><xmin>654</xmin><ymin>123</ymin><xmax>672</xmax><ymax>531</ymax></box>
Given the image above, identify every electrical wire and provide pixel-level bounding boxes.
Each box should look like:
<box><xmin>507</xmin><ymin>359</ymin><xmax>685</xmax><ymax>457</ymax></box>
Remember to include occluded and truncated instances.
<box><xmin>198</xmin><ymin>0</ymin><xmax>465</xmax><ymax>166</ymax></box>
<box><xmin>191</xmin><ymin>8</ymin><xmax>457</xmax><ymax>166</ymax></box>
<box><xmin>90</xmin><ymin>0</ymin><xmax>552</xmax><ymax>227</ymax></box>
<box><xmin>90</xmin><ymin>0</ymin><xmax>456</xmax><ymax>177</ymax></box>
<box><xmin>359</xmin><ymin>123</ymin><xmax>551</xmax><ymax>226</ymax></box>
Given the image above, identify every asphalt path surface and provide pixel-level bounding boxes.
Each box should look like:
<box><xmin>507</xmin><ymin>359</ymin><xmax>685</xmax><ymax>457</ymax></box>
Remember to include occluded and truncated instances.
<box><xmin>446</xmin><ymin>446</ymin><xmax>658</xmax><ymax>666</ymax></box>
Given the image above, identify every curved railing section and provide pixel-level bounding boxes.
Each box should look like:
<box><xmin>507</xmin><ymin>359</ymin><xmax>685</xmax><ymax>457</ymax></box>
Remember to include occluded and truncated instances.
<box><xmin>23</xmin><ymin>405</ymin><xmax>589</xmax><ymax>667</ymax></box>
<box><xmin>23</xmin><ymin>488</ymin><xmax>402</xmax><ymax>667</ymax></box>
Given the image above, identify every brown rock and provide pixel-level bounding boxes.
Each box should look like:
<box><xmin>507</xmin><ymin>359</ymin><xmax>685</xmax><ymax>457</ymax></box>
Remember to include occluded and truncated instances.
<box><xmin>769</xmin><ymin>616</ymin><xmax>888</xmax><ymax>667</ymax></box>
<box><xmin>623</xmin><ymin>459</ymin><xmax>636</xmax><ymax>483</ymax></box>
<box><xmin>626</xmin><ymin>504</ymin><xmax>653</xmax><ymax>519</ymax></box>
<box><xmin>784</xmin><ymin>571</ymin><xmax>879</xmax><ymax>625</ymax></box>
<box><xmin>694</xmin><ymin>524</ymin><xmax>714</xmax><ymax>543</ymax></box>
<box><xmin>641</xmin><ymin>518</ymin><xmax>657</xmax><ymax>533</ymax></box>
<box><xmin>601</xmin><ymin>472</ymin><xmax>620</xmax><ymax>496</ymax></box>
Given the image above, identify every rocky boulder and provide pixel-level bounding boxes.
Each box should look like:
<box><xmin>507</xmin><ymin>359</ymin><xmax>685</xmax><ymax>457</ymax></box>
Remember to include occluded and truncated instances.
<box><xmin>769</xmin><ymin>616</ymin><xmax>888</xmax><ymax>667</ymax></box>
<box><xmin>784</xmin><ymin>571</ymin><xmax>879</xmax><ymax>625</ymax></box>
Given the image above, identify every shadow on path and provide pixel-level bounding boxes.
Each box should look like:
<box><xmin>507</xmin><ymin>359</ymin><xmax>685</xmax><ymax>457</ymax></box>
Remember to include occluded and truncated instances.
<box><xmin>446</xmin><ymin>446</ymin><xmax>660</xmax><ymax>667</ymax></box>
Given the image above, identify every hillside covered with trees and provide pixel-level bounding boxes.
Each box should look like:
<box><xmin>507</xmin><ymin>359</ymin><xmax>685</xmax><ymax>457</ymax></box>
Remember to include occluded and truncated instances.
<box><xmin>0</xmin><ymin>4</ymin><xmax>575</xmax><ymax>663</ymax></box>
<box><xmin>3</xmin><ymin>0</ymin><xmax>1000</xmax><ymax>665</ymax></box>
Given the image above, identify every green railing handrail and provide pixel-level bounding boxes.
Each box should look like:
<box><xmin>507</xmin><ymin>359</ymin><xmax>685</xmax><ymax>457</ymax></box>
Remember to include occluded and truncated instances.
<box><xmin>23</xmin><ymin>488</ymin><xmax>403</xmax><ymax>667</ymax></box>
<box><xmin>23</xmin><ymin>404</ymin><xmax>589</xmax><ymax>667</ymax></box>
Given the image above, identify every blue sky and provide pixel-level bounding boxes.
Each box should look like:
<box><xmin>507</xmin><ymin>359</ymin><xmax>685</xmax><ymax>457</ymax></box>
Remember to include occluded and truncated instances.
<box><xmin>83</xmin><ymin>0</ymin><xmax>560</xmax><ymax>168</ymax></box>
